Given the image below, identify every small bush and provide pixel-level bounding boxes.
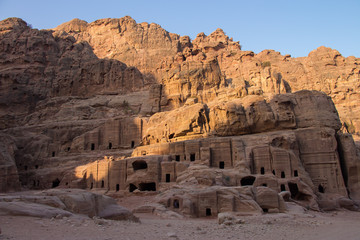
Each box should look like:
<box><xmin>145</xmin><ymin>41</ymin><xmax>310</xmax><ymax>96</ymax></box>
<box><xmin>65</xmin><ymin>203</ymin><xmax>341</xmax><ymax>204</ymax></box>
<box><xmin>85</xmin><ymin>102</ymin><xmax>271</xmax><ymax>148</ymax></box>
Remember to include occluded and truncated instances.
<box><xmin>120</xmin><ymin>100</ymin><xmax>130</xmax><ymax>109</ymax></box>
<box><xmin>261</xmin><ymin>61</ymin><xmax>271</xmax><ymax>68</ymax></box>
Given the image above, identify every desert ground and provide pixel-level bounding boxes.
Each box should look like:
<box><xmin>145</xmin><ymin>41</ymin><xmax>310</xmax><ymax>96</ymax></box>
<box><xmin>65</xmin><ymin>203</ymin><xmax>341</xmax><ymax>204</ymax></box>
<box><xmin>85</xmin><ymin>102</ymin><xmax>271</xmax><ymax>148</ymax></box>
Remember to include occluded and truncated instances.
<box><xmin>1</xmin><ymin>194</ymin><xmax>359</xmax><ymax>240</ymax></box>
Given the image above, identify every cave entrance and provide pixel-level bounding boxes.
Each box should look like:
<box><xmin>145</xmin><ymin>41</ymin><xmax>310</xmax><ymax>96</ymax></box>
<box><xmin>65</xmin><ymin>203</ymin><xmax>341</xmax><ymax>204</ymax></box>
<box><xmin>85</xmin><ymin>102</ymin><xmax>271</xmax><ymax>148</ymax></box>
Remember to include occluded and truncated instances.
<box><xmin>288</xmin><ymin>182</ymin><xmax>299</xmax><ymax>199</ymax></box>
<box><xmin>139</xmin><ymin>182</ymin><xmax>156</xmax><ymax>191</ymax></box>
<box><xmin>240</xmin><ymin>176</ymin><xmax>256</xmax><ymax>186</ymax></box>
<box><xmin>166</xmin><ymin>174</ymin><xmax>171</xmax><ymax>183</ymax></box>
<box><xmin>132</xmin><ymin>160</ymin><xmax>147</xmax><ymax>170</ymax></box>
<box><xmin>173</xmin><ymin>199</ymin><xmax>179</xmax><ymax>209</ymax></box>
<box><xmin>129</xmin><ymin>183</ymin><xmax>137</xmax><ymax>192</ymax></box>
<box><xmin>190</xmin><ymin>153</ymin><xmax>196</xmax><ymax>162</ymax></box>
<box><xmin>318</xmin><ymin>184</ymin><xmax>325</xmax><ymax>193</ymax></box>
<box><xmin>52</xmin><ymin>178</ymin><xmax>60</xmax><ymax>188</ymax></box>
<box><xmin>206</xmin><ymin>208</ymin><xmax>212</xmax><ymax>216</ymax></box>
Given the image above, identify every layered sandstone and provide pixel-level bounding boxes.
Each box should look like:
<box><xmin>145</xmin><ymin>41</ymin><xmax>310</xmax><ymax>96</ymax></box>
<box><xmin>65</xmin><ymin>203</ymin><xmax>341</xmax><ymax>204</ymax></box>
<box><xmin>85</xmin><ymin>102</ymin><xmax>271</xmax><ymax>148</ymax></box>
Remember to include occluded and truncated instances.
<box><xmin>51</xmin><ymin>17</ymin><xmax>360</xmax><ymax>136</ymax></box>
<box><xmin>0</xmin><ymin>16</ymin><xmax>360</xmax><ymax>217</ymax></box>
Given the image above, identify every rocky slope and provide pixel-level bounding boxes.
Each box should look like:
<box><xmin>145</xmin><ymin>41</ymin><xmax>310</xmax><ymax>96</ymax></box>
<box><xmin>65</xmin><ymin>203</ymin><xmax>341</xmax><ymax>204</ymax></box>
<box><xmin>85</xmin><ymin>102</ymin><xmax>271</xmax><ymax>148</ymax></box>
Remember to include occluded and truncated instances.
<box><xmin>54</xmin><ymin>17</ymin><xmax>360</xmax><ymax>135</ymax></box>
<box><xmin>0</xmin><ymin>16</ymin><xmax>359</xmax><ymax>216</ymax></box>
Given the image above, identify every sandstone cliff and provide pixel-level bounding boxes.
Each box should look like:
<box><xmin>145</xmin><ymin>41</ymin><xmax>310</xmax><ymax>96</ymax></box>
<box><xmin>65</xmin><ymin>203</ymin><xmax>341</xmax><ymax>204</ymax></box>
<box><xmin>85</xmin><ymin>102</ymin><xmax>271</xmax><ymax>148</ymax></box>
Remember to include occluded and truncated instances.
<box><xmin>52</xmin><ymin>17</ymin><xmax>360</xmax><ymax>137</ymax></box>
<box><xmin>0</xmin><ymin>16</ymin><xmax>359</xmax><ymax>215</ymax></box>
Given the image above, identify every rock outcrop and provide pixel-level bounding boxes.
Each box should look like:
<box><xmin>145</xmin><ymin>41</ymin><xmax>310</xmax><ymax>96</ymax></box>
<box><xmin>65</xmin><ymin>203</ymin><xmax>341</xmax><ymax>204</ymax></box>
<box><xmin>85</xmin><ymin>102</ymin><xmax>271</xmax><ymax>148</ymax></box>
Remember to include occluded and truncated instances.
<box><xmin>0</xmin><ymin>189</ymin><xmax>139</xmax><ymax>221</ymax></box>
<box><xmin>51</xmin><ymin>17</ymin><xmax>360</xmax><ymax>137</ymax></box>
<box><xmin>0</xmin><ymin>16</ymin><xmax>360</xmax><ymax>217</ymax></box>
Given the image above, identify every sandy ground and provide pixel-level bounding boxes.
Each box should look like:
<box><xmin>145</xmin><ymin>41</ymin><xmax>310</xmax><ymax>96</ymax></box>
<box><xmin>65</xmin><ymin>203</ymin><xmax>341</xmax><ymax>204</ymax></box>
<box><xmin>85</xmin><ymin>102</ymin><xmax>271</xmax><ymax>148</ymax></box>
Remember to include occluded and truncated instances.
<box><xmin>1</xmin><ymin>194</ymin><xmax>360</xmax><ymax>240</ymax></box>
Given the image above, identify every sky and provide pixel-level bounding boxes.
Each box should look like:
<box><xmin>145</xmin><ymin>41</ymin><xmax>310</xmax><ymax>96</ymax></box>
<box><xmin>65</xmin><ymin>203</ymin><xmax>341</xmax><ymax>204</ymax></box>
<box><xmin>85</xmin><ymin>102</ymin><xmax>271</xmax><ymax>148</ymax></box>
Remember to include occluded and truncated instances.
<box><xmin>0</xmin><ymin>0</ymin><xmax>359</xmax><ymax>58</ymax></box>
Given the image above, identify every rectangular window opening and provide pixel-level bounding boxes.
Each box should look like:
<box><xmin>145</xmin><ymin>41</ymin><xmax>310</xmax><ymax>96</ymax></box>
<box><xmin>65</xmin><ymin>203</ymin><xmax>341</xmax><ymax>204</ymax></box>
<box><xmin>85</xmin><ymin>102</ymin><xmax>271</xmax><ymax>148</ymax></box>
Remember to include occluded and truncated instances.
<box><xmin>219</xmin><ymin>161</ymin><xmax>225</xmax><ymax>169</ymax></box>
<box><xmin>166</xmin><ymin>174</ymin><xmax>171</xmax><ymax>183</ymax></box>
<box><xmin>206</xmin><ymin>208</ymin><xmax>212</xmax><ymax>216</ymax></box>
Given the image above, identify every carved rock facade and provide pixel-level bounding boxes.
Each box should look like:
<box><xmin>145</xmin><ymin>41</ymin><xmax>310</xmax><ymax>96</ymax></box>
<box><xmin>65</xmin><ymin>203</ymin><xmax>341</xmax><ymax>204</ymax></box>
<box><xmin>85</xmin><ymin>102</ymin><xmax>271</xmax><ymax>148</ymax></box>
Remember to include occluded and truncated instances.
<box><xmin>0</xmin><ymin>17</ymin><xmax>360</xmax><ymax>217</ymax></box>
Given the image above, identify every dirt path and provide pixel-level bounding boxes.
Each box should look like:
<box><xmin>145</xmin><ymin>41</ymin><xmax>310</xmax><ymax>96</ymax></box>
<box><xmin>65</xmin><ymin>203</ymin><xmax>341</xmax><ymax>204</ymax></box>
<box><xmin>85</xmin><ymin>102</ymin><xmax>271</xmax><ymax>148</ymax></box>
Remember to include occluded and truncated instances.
<box><xmin>1</xmin><ymin>210</ymin><xmax>359</xmax><ymax>240</ymax></box>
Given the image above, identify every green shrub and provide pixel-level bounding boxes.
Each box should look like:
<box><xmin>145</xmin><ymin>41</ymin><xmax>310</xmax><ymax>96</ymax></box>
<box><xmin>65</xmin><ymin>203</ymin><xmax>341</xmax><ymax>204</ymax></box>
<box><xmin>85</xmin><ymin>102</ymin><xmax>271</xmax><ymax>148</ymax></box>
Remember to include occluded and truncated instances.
<box><xmin>261</xmin><ymin>61</ymin><xmax>271</xmax><ymax>68</ymax></box>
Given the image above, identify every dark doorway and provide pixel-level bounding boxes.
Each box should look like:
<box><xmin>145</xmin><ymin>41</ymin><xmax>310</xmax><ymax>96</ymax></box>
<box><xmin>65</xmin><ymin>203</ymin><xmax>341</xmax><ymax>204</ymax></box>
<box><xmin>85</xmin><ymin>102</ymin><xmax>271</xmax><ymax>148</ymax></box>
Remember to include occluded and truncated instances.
<box><xmin>288</xmin><ymin>182</ymin><xmax>299</xmax><ymax>198</ymax></box>
<box><xmin>206</xmin><ymin>208</ymin><xmax>212</xmax><ymax>216</ymax></box>
<box><xmin>173</xmin><ymin>199</ymin><xmax>179</xmax><ymax>209</ymax></box>
<box><xmin>116</xmin><ymin>184</ymin><xmax>120</xmax><ymax>191</ymax></box>
<box><xmin>90</xmin><ymin>182</ymin><xmax>93</xmax><ymax>189</ymax></box>
<box><xmin>131</xmin><ymin>141</ymin><xmax>135</xmax><ymax>148</ymax></box>
<box><xmin>166</xmin><ymin>174</ymin><xmax>171</xmax><ymax>183</ymax></box>
<box><xmin>272</xmin><ymin>170</ymin><xmax>276</xmax><ymax>175</ymax></box>
<box><xmin>175</xmin><ymin>155</ymin><xmax>180</xmax><ymax>162</ymax></box>
<box><xmin>190</xmin><ymin>153</ymin><xmax>196</xmax><ymax>162</ymax></box>
<box><xmin>24</xmin><ymin>165</ymin><xmax>28</xmax><ymax>171</ymax></box>
<box><xmin>132</xmin><ymin>160</ymin><xmax>148</xmax><ymax>170</ymax></box>
<box><xmin>129</xmin><ymin>183</ymin><xmax>137</xmax><ymax>192</ymax></box>
<box><xmin>67</xmin><ymin>147</ymin><xmax>71</xmax><ymax>152</ymax></box>
<box><xmin>108</xmin><ymin>142</ymin><xmax>112</xmax><ymax>149</ymax></box>
<box><xmin>260</xmin><ymin>167</ymin><xmax>265</xmax><ymax>175</ymax></box>
<box><xmin>281</xmin><ymin>184</ymin><xmax>286</xmax><ymax>191</ymax></box>
<box><xmin>281</xmin><ymin>171</ymin><xmax>285</xmax><ymax>178</ymax></box>
<box><xmin>318</xmin><ymin>184</ymin><xmax>325</xmax><ymax>193</ymax></box>
<box><xmin>262</xmin><ymin>183</ymin><xmax>267</xmax><ymax>187</ymax></box>
<box><xmin>52</xmin><ymin>178</ymin><xmax>60</xmax><ymax>188</ymax></box>
<box><xmin>52</xmin><ymin>152</ymin><xmax>55</xmax><ymax>157</ymax></box>
<box><xmin>294</xmin><ymin>170</ymin><xmax>298</xmax><ymax>177</ymax></box>
<box><xmin>219</xmin><ymin>161</ymin><xmax>225</xmax><ymax>169</ymax></box>
<box><xmin>240</xmin><ymin>176</ymin><xmax>256</xmax><ymax>186</ymax></box>
<box><xmin>91</xmin><ymin>143</ymin><xmax>95</xmax><ymax>151</ymax></box>
<box><xmin>139</xmin><ymin>182</ymin><xmax>156</xmax><ymax>191</ymax></box>
<box><xmin>263</xmin><ymin>208</ymin><xmax>269</xmax><ymax>213</ymax></box>
<box><xmin>101</xmin><ymin>180</ymin><xmax>104</xmax><ymax>188</ymax></box>
<box><xmin>35</xmin><ymin>165</ymin><xmax>39</xmax><ymax>169</ymax></box>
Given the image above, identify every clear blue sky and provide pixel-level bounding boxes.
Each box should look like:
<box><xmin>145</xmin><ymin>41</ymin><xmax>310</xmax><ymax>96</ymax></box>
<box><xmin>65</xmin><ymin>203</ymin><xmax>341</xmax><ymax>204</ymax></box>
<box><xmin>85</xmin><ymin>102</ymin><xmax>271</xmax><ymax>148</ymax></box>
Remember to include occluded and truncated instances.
<box><xmin>0</xmin><ymin>0</ymin><xmax>359</xmax><ymax>58</ymax></box>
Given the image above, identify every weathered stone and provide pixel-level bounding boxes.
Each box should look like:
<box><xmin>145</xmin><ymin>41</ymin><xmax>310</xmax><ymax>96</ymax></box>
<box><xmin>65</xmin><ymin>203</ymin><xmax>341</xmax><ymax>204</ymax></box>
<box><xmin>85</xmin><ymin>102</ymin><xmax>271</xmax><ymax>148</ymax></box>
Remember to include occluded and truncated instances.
<box><xmin>0</xmin><ymin>189</ymin><xmax>138</xmax><ymax>221</ymax></box>
<box><xmin>0</xmin><ymin>16</ymin><xmax>360</xmax><ymax>218</ymax></box>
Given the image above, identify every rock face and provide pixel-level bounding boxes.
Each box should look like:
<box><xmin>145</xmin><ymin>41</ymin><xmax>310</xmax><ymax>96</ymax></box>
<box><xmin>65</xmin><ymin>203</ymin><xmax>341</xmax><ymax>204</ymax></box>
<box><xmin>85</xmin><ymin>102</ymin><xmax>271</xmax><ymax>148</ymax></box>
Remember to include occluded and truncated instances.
<box><xmin>0</xmin><ymin>189</ymin><xmax>139</xmax><ymax>221</ymax></box>
<box><xmin>0</xmin><ymin>16</ymin><xmax>360</xmax><ymax>217</ymax></box>
<box><xmin>51</xmin><ymin>17</ymin><xmax>360</xmax><ymax>136</ymax></box>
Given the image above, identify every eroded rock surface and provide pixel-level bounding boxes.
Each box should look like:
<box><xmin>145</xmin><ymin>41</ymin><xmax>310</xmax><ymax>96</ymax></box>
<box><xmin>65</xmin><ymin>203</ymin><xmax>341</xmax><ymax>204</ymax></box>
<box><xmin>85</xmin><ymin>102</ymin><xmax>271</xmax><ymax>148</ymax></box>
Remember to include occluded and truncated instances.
<box><xmin>0</xmin><ymin>189</ymin><xmax>139</xmax><ymax>221</ymax></box>
<box><xmin>0</xmin><ymin>16</ymin><xmax>360</xmax><ymax>218</ymax></box>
